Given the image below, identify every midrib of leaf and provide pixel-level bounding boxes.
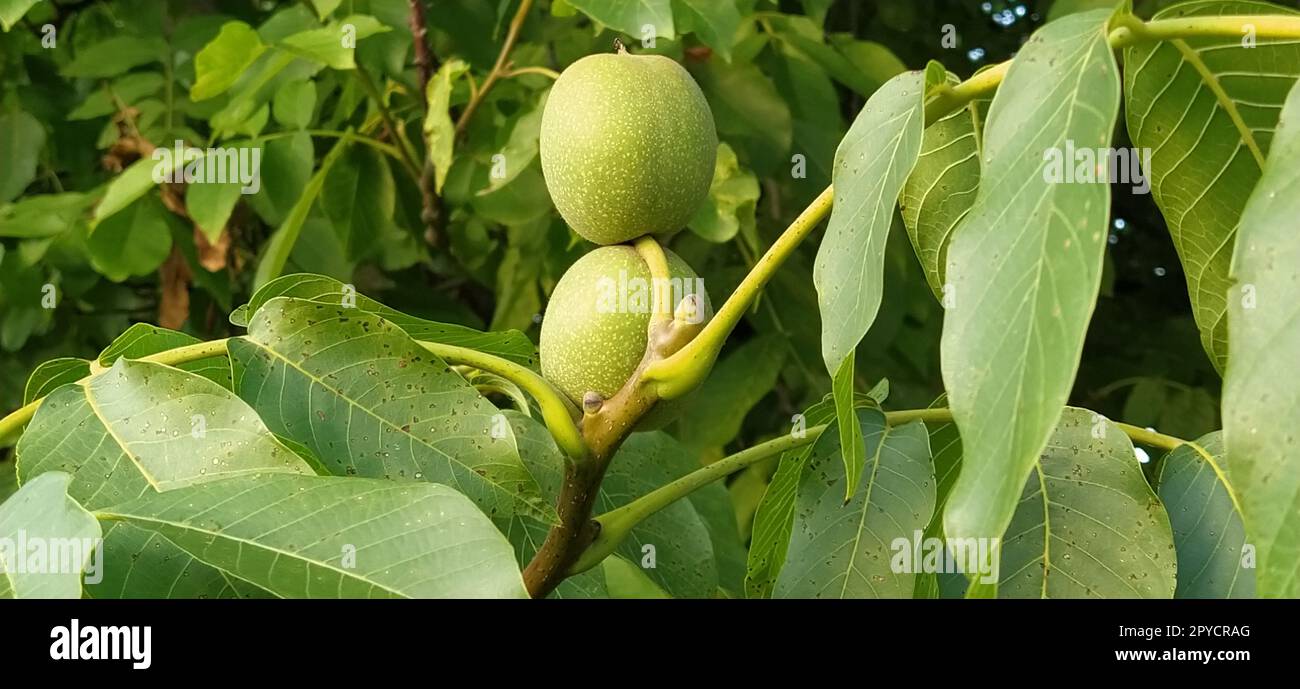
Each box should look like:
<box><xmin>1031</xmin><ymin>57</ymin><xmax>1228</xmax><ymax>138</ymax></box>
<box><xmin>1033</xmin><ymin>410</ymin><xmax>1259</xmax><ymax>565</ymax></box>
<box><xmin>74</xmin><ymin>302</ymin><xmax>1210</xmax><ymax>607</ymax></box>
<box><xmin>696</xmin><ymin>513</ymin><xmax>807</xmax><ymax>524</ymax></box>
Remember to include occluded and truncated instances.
<box><xmin>1161</xmin><ymin>458</ymin><xmax>1241</xmax><ymax>592</ymax></box>
<box><xmin>97</xmin><ymin>483</ymin><xmax>414</xmax><ymax>598</ymax></box>
<box><xmin>837</xmin><ymin>423</ymin><xmax>891</xmax><ymax>599</ymax></box>
<box><xmin>832</xmin><ymin>104</ymin><xmax>917</xmax><ymax>357</ymax></box>
<box><xmin>1186</xmin><ymin>440</ymin><xmax>1244</xmax><ymax>517</ymax></box>
<box><xmin>947</xmin><ymin>26</ymin><xmax>1106</xmax><ymax>530</ymax></box>
<box><xmin>78</xmin><ymin>379</ymin><xmax>162</xmax><ymax>491</ymax></box>
<box><xmin>242</xmin><ymin>335</ymin><xmax>520</xmax><ymax>502</ymax></box>
<box><xmin>101</xmin><ymin>513</ymin><xmax>408</xmax><ymax>597</ymax></box>
<box><xmin>1168</xmin><ymin>39</ymin><xmax>1267</xmax><ymax>169</ymax></box>
<box><xmin>1022</xmin><ymin>466</ymin><xmax>1163</xmax><ymax>599</ymax></box>
<box><xmin>85</xmin><ymin>526</ymin><xmax>279</xmax><ymax>600</ymax></box>
<box><xmin>1035</xmin><ymin>463</ymin><xmax>1050</xmax><ymax>598</ymax></box>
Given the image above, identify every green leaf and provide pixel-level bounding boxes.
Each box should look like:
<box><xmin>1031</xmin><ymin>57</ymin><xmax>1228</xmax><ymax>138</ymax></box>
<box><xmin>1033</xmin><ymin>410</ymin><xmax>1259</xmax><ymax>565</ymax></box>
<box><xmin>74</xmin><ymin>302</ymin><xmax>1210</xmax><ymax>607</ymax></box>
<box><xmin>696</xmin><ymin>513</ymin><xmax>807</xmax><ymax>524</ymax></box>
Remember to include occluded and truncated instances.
<box><xmin>1048</xmin><ymin>0</ymin><xmax>1120</xmax><ymax>21</ymax></box>
<box><xmin>424</xmin><ymin>59</ymin><xmax>469</xmax><ymax>195</ymax></box>
<box><xmin>596</xmin><ymin>432</ymin><xmax>719</xmax><ymax>598</ymax></box>
<box><xmin>1123</xmin><ymin>0</ymin><xmax>1300</xmax><ymax>372</ymax></box>
<box><xmin>673</xmin><ymin>0</ymin><xmax>740</xmax><ymax>60</ymax></box>
<box><xmin>831</xmin><ymin>38</ymin><xmax>909</xmax><ymax>94</ymax></box>
<box><xmin>272</xmin><ymin>78</ymin><xmax>317</xmax><ymax>129</ymax></box>
<box><xmin>0</xmin><ymin>472</ymin><xmax>101</xmax><ymax>599</ymax></box>
<box><xmin>0</xmin><ymin>458</ymin><xmax>15</xmax><ymax>504</ymax></box>
<box><xmin>900</xmin><ymin>65</ymin><xmax>982</xmax><ymax>300</ymax></box>
<box><xmin>939</xmin><ymin>10</ymin><xmax>1120</xmax><ymax>546</ymax></box>
<box><xmin>85</xmin><ymin>522</ymin><xmax>270</xmax><ymax>599</ymax></box>
<box><xmin>68</xmin><ymin>73</ymin><xmax>166</xmax><ymax>121</ymax></box>
<box><xmin>912</xmin><ymin>396</ymin><xmax>966</xmax><ymax>598</ymax></box>
<box><xmin>247</xmin><ymin>131</ymin><xmax>315</xmax><ymax>228</ymax></box>
<box><xmin>309</xmin><ymin>0</ymin><xmax>343</xmax><ymax>20</ymax></box>
<box><xmin>254</xmin><ymin>134</ymin><xmax>350</xmax><ymax>289</ymax></box>
<box><xmin>689</xmin><ymin>478</ymin><xmax>747</xmax><ymax>596</ymax></box>
<box><xmin>245</xmin><ymin>273</ymin><xmax>540</xmax><ymax>368</ymax></box>
<box><xmin>567</xmin><ymin>0</ymin><xmax>674</xmax><ymax>40</ymax></box>
<box><xmin>23</xmin><ymin>357</ymin><xmax>90</xmax><ymax>405</ymax></box>
<box><xmin>87</xmin><ymin>196</ymin><xmax>174</xmax><ymax>282</ymax></box>
<box><xmin>744</xmin><ymin>395</ymin><xmax>840</xmax><ymax>598</ymax></box>
<box><xmin>0</xmin><ymin>110</ymin><xmax>44</xmax><ymax>203</ymax></box>
<box><xmin>774</xmin><ymin>412</ymin><xmax>936</xmax><ymax>598</ymax></box>
<box><xmin>91</xmin><ymin>157</ymin><xmax>164</xmax><ymax>227</ymax></box>
<box><xmin>229</xmin><ymin>297</ymin><xmax>553</xmax><ymax>523</ymax></box>
<box><xmin>1222</xmin><ymin>75</ymin><xmax>1300</xmax><ymax>598</ymax></box>
<box><xmin>602</xmin><ymin>555</ymin><xmax>672</xmax><ymax>598</ymax></box>
<box><xmin>0</xmin><ymin>192</ymin><xmax>94</xmax><ymax>239</ymax></box>
<box><xmin>686</xmin><ymin>141</ymin><xmax>760</xmax><ymax>243</ymax></box>
<box><xmin>478</xmin><ymin>91</ymin><xmax>547</xmax><ymax>195</ymax></box>
<box><xmin>1155</xmin><ymin>433</ymin><xmax>1253</xmax><ymax>598</ymax></box>
<box><xmin>97</xmin><ymin>323</ymin><xmax>232</xmax><ymax>388</ymax></box>
<box><xmin>0</xmin><ymin>0</ymin><xmax>41</xmax><ymax>31</ymax></box>
<box><xmin>278</xmin><ymin>15</ymin><xmax>390</xmax><ymax>70</ymax></box>
<box><xmin>16</xmin><ymin>359</ymin><xmax>311</xmax><ymax>510</ymax></box>
<box><xmin>765</xmin><ymin>14</ymin><xmax>879</xmax><ymax>97</ymax></box>
<box><xmin>321</xmin><ymin>145</ymin><xmax>395</xmax><ymax>260</ymax></box>
<box><xmin>997</xmin><ymin>409</ymin><xmax>1177</xmax><ymax>598</ymax></box>
<box><xmin>674</xmin><ymin>334</ymin><xmax>784</xmax><ymax>451</ymax></box>
<box><xmin>830</xmin><ymin>354</ymin><xmax>865</xmax><ymax>499</ymax></box>
<box><xmin>814</xmin><ymin>69</ymin><xmax>926</xmax><ymax>379</ymax></box>
<box><xmin>61</xmin><ymin>36</ymin><xmax>168</xmax><ymax>78</ymax></box>
<box><xmin>208</xmin><ymin>51</ymin><xmax>303</xmax><ymax>137</ymax></box>
<box><xmin>186</xmin><ymin>181</ymin><xmax>242</xmax><ymax>245</ymax></box>
<box><xmin>691</xmin><ymin>60</ymin><xmax>792</xmax><ymax>176</ymax></box>
<box><xmin>95</xmin><ymin>473</ymin><xmax>528</xmax><ymax>598</ymax></box>
<box><xmin>191</xmin><ymin>21</ymin><xmax>267</xmax><ymax>101</ymax></box>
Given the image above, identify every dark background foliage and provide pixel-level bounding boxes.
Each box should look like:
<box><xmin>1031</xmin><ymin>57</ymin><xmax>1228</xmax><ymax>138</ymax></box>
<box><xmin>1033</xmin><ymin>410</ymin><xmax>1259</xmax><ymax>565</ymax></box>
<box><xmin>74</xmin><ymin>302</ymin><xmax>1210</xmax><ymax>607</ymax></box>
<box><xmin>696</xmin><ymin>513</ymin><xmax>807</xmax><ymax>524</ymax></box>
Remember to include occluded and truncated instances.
<box><xmin>0</xmin><ymin>0</ymin><xmax>1221</xmax><ymax>466</ymax></box>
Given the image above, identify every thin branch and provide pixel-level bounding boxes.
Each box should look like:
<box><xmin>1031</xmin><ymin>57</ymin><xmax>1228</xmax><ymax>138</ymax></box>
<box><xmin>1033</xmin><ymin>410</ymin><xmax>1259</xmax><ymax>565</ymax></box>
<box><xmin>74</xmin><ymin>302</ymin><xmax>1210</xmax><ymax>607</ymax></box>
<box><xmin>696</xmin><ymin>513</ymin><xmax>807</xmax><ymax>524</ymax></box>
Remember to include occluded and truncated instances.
<box><xmin>454</xmin><ymin>0</ymin><xmax>535</xmax><ymax>136</ymax></box>
<box><xmin>2</xmin><ymin>339</ymin><xmax>232</xmax><ymax>445</ymax></box>
<box><xmin>354</xmin><ymin>67</ymin><xmax>423</xmax><ymax>183</ymax></box>
<box><xmin>922</xmin><ymin>14</ymin><xmax>1300</xmax><ymax>126</ymax></box>
<box><xmin>570</xmin><ymin>408</ymin><xmax>1198</xmax><ymax>572</ymax></box>
<box><xmin>408</xmin><ymin>0</ymin><xmax>437</xmax><ymax>109</ymax></box>
<box><xmin>500</xmin><ymin>65</ymin><xmax>560</xmax><ymax>80</ymax></box>
<box><xmin>520</xmin><ymin>235</ymin><xmax>706</xmax><ymax>598</ymax></box>
<box><xmin>407</xmin><ymin>0</ymin><xmax>447</xmax><ymax>247</ymax></box>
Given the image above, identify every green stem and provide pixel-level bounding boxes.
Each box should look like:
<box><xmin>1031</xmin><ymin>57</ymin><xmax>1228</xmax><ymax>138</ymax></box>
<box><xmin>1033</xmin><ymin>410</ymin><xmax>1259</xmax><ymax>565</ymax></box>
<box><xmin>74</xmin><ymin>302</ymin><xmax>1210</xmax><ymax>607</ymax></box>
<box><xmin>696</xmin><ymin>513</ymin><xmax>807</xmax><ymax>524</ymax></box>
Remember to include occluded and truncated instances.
<box><xmin>571</xmin><ymin>407</ymin><xmax>1196</xmax><ymax>573</ymax></box>
<box><xmin>1113</xmin><ymin>421</ymin><xmax>1189</xmax><ymax>454</ymax></box>
<box><xmin>633</xmin><ymin>235</ymin><xmax>674</xmax><ymax>325</ymax></box>
<box><xmin>415</xmin><ymin>341</ymin><xmax>587</xmax><ymax>461</ymax></box>
<box><xmin>454</xmin><ymin>0</ymin><xmax>535</xmax><ymax>135</ymax></box>
<box><xmin>925</xmin><ymin>14</ymin><xmax>1300</xmax><ymax>125</ymax></box>
<box><xmin>501</xmin><ymin>66</ymin><xmax>560</xmax><ymax>80</ymax></box>
<box><xmin>239</xmin><ymin>130</ymin><xmax>411</xmax><ymax>177</ymax></box>
<box><xmin>569</xmin><ymin>425</ymin><xmax>826</xmax><ymax>575</ymax></box>
<box><xmin>0</xmin><ymin>339</ymin><xmax>231</xmax><ymax>445</ymax></box>
<box><xmin>1112</xmin><ymin>14</ymin><xmax>1300</xmax><ymax>46</ymax></box>
<box><xmin>354</xmin><ymin>67</ymin><xmax>424</xmax><ymax>182</ymax></box>
<box><xmin>640</xmin><ymin>186</ymin><xmax>834</xmax><ymax>400</ymax></box>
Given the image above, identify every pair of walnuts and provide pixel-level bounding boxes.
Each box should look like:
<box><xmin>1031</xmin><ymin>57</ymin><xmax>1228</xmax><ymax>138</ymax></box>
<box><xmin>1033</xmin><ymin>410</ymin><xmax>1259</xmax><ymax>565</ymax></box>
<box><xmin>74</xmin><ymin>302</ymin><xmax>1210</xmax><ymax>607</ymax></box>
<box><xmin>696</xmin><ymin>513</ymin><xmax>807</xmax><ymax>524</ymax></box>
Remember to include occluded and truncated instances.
<box><xmin>537</xmin><ymin>49</ymin><xmax>718</xmax><ymax>415</ymax></box>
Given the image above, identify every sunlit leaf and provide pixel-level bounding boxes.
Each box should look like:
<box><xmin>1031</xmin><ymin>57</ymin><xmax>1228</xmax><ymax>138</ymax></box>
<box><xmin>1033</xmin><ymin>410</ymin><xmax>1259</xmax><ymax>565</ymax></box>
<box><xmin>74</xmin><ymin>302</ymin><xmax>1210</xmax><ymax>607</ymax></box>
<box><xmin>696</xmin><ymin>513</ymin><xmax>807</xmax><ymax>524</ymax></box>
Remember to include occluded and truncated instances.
<box><xmin>1222</xmin><ymin>74</ymin><xmax>1300</xmax><ymax>598</ymax></box>
<box><xmin>940</xmin><ymin>9</ymin><xmax>1120</xmax><ymax>546</ymax></box>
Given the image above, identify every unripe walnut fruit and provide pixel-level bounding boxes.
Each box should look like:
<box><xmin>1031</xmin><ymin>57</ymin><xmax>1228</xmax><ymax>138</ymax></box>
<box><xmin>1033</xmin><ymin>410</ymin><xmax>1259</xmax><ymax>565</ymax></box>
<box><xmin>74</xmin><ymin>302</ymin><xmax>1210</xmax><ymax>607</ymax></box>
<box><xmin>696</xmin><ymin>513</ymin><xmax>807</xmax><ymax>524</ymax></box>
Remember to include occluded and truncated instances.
<box><xmin>540</xmin><ymin>51</ymin><xmax>718</xmax><ymax>245</ymax></box>
<box><xmin>539</xmin><ymin>246</ymin><xmax>711</xmax><ymax>409</ymax></box>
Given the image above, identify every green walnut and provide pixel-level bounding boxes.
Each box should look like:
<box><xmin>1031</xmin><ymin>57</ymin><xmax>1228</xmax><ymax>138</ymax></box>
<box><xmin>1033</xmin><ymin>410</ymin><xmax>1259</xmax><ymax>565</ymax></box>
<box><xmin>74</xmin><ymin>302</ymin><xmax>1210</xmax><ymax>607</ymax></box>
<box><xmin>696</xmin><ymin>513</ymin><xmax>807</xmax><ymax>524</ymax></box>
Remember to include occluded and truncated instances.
<box><xmin>540</xmin><ymin>50</ymin><xmax>718</xmax><ymax>245</ymax></box>
<box><xmin>540</xmin><ymin>245</ymin><xmax>711</xmax><ymax>409</ymax></box>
